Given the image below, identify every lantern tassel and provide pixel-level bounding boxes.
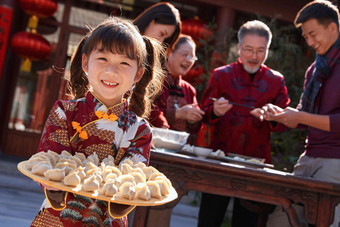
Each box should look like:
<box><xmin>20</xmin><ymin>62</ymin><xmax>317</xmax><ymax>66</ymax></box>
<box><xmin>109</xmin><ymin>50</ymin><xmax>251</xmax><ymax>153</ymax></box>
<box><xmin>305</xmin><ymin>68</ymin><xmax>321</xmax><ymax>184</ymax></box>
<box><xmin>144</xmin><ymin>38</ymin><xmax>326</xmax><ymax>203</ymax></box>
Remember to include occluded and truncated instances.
<box><xmin>20</xmin><ymin>58</ymin><xmax>32</xmax><ymax>72</ymax></box>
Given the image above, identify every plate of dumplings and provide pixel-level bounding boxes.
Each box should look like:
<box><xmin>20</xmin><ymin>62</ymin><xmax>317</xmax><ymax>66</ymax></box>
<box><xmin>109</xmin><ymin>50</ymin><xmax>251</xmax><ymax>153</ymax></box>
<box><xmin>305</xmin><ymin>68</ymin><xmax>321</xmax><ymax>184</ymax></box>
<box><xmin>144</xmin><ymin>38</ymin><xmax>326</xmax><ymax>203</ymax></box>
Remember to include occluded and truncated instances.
<box><xmin>17</xmin><ymin>150</ymin><xmax>177</xmax><ymax>206</ymax></box>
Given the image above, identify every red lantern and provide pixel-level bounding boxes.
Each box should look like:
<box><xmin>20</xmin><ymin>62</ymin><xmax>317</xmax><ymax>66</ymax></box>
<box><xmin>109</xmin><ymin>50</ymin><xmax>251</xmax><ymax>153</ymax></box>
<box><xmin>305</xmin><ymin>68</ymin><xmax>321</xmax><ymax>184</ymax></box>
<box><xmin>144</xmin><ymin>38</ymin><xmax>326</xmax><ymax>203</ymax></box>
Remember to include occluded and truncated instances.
<box><xmin>11</xmin><ymin>31</ymin><xmax>51</xmax><ymax>60</ymax></box>
<box><xmin>18</xmin><ymin>0</ymin><xmax>58</xmax><ymax>18</ymax></box>
<box><xmin>182</xmin><ymin>17</ymin><xmax>213</xmax><ymax>43</ymax></box>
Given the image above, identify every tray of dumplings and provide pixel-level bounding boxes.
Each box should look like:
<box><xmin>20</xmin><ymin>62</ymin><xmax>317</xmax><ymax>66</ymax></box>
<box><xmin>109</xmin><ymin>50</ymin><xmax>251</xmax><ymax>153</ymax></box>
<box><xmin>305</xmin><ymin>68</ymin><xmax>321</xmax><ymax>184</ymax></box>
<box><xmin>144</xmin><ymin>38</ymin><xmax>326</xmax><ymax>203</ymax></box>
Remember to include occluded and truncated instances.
<box><xmin>17</xmin><ymin>150</ymin><xmax>177</xmax><ymax>206</ymax></box>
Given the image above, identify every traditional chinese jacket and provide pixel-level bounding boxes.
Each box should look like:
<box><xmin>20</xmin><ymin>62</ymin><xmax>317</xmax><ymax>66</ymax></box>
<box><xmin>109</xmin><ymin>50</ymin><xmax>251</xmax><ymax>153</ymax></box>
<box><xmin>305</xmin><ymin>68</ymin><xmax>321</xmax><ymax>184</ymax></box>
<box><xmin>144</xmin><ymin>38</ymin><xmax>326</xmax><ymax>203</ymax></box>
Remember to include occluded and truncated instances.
<box><xmin>149</xmin><ymin>71</ymin><xmax>201</xmax><ymax>144</ymax></box>
<box><xmin>200</xmin><ymin>59</ymin><xmax>290</xmax><ymax>163</ymax></box>
<box><xmin>31</xmin><ymin>92</ymin><xmax>152</xmax><ymax>227</ymax></box>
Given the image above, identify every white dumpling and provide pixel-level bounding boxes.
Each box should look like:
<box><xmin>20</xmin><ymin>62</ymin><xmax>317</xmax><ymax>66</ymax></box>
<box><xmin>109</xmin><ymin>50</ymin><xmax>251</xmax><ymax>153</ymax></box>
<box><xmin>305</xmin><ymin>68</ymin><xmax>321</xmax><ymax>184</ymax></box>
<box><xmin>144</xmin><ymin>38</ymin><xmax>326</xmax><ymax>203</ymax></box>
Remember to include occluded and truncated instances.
<box><xmin>70</xmin><ymin>156</ymin><xmax>83</xmax><ymax>167</ymax></box>
<box><xmin>105</xmin><ymin>166</ymin><xmax>122</xmax><ymax>178</ymax></box>
<box><xmin>121</xmin><ymin>158</ymin><xmax>134</xmax><ymax>167</ymax></box>
<box><xmin>133</xmin><ymin>162</ymin><xmax>147</xmax><ymax>170</ymax></box>
<box><xmin>87</xmin><ymin>152</ymin><xmax>99</xmax><ymax>166</ymax></box>
<box><xmin>104</xmin><ymin>173</ymin><xmax>117</xmax><ymax>183</ymax></box>
<box><xmin>55</xmin><ymin>161</ymin><xmax>77</xmax><ymax>175</ymax></box>
<box><xmin>26</xmin><ymin>155</ymin><xmax>49</xmax><ymax>170</ymax></box>
<box><xmin>31</xmin><ymin>161</ymin><xmax>52</xmax><ymax>176</ymax></box>
<box><xmin>135</xmin><ymin>183</ymin><xmax>151</xmax><ymax>201</ymax></box>
<box><xmin>118</xmin><ymin>182</ymin><xmax>135</xmax><ymax>200</ymax></box>
<box><xmin>119</xmin><ymin>163</ymin><xmax>132</xmax><ymax>175</ymax></box>
<box><xmin>102</xmin><ymin>168</ymin><xmax>113</xmax><ymax>180</ymax></box>
<box><xmin>130</xmin><ymin>172</ymin><xmax>146</xmax><ymax>184</ymax></box>
<box><xmin>73</xmin><ymin>166</ymin><xmax>86</xmax><ymax>180</ymax></box>
<box><xmin>148</xmin><ymin>172</ymin><xmax>166</xmax><ymax>181</ymax></box>
<box><xmin>44</xmin><ymin>168</ymin><xmax>65</xmax><ymax>181</ymax></box>
<box><xmin>60</xmin><ymin>150</ymin><xmax>72</xmax><ymax>158</ymax></box>
<box><xmin>143</xmin><ymin>166</ymin><xmax>159</xmax><ymax>180</ymax></box>
<box><xmin>64</xmin><ymin>171</ymin><xmax>81</xmax><ymax>186</ymax></box>
<box><xmin>146</xmin><ymin>181</ymin><xmax>162</xmax><ymax>199</ymax></box>
<box><xmin>75</xmin><ymin>152</ymin><xmax>86</xmax><ymax>162</ymax></box>
<box><xmin>154</xmin><ymin>176</ymin><xmax>172</xmax><ymax>188</ymax></box>
<box><xmin>83</xmin><ymin>175</ymin><xmax>100</xmax><ymax>192</ymax></box>
<box><xmin>102</xmin><ymin>181</ymin><xmax>118</xmax><ymax>197</ymax></box>
<box><xmin>43</xmin><ymin>152</ymin><xmax>57</xmax><ymax>167</ymax></box>
<box><xmin>84</xmin><ymin>161</ymin><xmax>100</xmax><ymax>173</ymax></box>
<box><xmin>130</xmin><ymin>168</ymin><xmax>146</xmax><ymax>179</ymax></box>
<box><xmin>155</xmin><ymin>179</ymin><xmax>170</xmax><ymax>196</ymax></box>
<box><xmin>83</xmin><ymin>156</ymin><xmax>95</xmax><ymax>166</ymax></box>
<box><xmin>115</xmin><ymin>174</ymin><xmax>135</xmax><ymax>189</ymax></box>
<box><xmin>47</xmin><ymin>150</ymin><xmax>60</xmax><ymax>163</ymax></box>
<box><xmin>102</xmin><ymin>155</ymin><xmax>115</xmax><ymax>166</ymax></box>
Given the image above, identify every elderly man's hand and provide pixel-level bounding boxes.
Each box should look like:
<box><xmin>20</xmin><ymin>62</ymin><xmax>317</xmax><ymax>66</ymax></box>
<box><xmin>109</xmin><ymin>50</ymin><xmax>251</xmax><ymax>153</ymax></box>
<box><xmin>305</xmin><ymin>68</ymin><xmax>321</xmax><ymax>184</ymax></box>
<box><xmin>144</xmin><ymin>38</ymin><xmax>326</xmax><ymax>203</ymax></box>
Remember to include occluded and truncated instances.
<box><xmin>213</xmin><ymin>97</ymin><xmax>233</xmax><ymax>117</ymax></box>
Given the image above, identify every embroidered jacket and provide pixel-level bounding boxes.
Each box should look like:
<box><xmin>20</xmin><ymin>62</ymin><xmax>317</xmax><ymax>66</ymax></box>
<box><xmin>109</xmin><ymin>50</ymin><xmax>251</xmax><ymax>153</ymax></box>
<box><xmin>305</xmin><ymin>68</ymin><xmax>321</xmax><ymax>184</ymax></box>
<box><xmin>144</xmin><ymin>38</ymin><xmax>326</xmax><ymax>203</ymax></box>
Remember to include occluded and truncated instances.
<box><xmin>31</xmin><ymin>92</ymin><xmax>152</xmax><ymax>227</ymax></box>
<box><xmin>200</xmin><ymin>59</ymin><xmax>290</xmax><ymax>163</ymax></box>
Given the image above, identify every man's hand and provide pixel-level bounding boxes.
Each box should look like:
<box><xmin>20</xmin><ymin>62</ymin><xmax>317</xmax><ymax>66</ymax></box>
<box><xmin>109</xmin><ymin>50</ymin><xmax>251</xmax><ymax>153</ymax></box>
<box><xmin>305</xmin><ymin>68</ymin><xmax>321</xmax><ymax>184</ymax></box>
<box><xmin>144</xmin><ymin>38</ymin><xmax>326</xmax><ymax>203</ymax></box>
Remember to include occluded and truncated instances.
<box><xmin>213</xmin><ymin>97</ymin><xmax>233</xmax><ymax>117</ymax></box>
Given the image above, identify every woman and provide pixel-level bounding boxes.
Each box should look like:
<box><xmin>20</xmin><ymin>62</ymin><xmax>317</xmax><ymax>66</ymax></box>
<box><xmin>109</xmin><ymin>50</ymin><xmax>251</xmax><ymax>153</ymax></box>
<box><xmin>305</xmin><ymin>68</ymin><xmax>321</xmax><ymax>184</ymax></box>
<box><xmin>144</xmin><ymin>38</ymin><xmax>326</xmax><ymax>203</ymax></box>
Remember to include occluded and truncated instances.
<box><xmin>149</xmin><ymin>34</ymin><xmax>204</xmax><ymax>144</ymax></box>
<box><xmin>133</xmin><ymin>2</ymin><xmax>181</xmax><ymax>53</ymax></box>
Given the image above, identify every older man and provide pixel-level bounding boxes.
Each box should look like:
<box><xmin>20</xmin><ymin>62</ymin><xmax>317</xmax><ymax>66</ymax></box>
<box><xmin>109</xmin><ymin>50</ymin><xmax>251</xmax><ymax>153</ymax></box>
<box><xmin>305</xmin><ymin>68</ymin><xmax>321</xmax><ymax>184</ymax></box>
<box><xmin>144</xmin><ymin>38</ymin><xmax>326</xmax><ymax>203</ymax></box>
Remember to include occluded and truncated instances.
<box><xmin>197</xmin><ymin>20</ymin><xmax>290</xmax><ymax>227</ymax></box>
<box><xmin>261</xmin><ymin>1</ymin><xmax>340</xmax><ymax>226</ymax></box>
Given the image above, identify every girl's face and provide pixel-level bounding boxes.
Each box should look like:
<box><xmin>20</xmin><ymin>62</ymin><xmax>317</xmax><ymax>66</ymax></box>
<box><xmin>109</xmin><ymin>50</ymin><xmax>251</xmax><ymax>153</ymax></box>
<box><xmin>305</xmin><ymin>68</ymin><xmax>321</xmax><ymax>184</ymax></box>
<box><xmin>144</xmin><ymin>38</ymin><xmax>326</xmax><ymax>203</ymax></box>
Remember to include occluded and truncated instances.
<box><xmin>143</xmin><ymin>20</ymin><xmax>176</xmax><ymax>43</ymax></box>
<box><xmin>166</xmin><ymin>41</ymin><xmax>196</xmax><ymax>77</ymax></box>
<box><xmin>82</xmin><ymin>45</ymin><xmax>144</xmax><ymax>107</ymax></box>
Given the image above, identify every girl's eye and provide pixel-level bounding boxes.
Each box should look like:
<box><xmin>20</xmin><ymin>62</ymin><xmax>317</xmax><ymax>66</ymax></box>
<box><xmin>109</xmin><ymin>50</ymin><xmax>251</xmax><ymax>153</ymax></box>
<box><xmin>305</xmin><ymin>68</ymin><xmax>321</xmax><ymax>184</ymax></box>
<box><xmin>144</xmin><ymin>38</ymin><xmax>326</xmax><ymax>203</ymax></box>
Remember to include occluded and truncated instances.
<box><xmin>98</xmin><ymin>57</ymin><xmax>107</xmax><ymax>61</ymax></box>
<box><xmin>121</xmin><ymin>62</ymin><xmax>131</xmax><ymax>66</ymax></box>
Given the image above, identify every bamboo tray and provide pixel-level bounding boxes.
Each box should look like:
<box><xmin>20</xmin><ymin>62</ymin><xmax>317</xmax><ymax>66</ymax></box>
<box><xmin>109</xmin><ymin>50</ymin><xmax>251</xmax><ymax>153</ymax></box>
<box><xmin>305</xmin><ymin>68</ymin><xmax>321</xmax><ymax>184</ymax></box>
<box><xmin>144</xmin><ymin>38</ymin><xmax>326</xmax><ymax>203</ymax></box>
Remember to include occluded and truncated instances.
<box><xmin>18</xmin><ymin>161</ymin><xmax>177</xmax><ymax>206</ymax></box>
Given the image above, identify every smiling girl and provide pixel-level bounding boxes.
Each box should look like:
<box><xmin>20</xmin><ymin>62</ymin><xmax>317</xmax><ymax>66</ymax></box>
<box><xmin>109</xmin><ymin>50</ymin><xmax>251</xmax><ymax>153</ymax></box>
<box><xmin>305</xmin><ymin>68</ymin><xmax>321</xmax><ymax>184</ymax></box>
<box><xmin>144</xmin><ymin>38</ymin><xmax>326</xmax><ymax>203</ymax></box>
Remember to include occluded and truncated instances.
<box><xmin>31</xmin><ymin>16</ymin><xmax>164</xmax><ymax>227</ymax></box>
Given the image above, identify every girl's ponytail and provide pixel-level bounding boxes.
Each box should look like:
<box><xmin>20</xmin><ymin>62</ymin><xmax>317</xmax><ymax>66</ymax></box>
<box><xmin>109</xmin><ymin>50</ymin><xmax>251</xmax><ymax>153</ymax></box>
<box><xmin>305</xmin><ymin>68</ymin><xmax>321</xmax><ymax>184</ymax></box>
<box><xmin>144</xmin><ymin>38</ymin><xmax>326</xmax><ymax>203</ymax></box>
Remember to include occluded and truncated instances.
<box><xmin>67</xmin><ymin>35</ymin><xmax>90</xmax><ymax>99</ymax></box>
<box><xmin>129</xmin><ymin>37</ymin><xmax>164</xmax><ymax>117</ymax></box>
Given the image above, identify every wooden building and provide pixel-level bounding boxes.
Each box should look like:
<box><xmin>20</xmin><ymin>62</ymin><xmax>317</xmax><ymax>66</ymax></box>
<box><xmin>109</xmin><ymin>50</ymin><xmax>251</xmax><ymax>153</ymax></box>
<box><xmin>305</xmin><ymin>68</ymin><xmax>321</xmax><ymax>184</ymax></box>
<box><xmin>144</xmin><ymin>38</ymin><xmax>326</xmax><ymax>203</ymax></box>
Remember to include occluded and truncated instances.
<box><xmin>0</xmin><ymin>0</ymin><xmax>310</xmax><ymax>158</ymax></box>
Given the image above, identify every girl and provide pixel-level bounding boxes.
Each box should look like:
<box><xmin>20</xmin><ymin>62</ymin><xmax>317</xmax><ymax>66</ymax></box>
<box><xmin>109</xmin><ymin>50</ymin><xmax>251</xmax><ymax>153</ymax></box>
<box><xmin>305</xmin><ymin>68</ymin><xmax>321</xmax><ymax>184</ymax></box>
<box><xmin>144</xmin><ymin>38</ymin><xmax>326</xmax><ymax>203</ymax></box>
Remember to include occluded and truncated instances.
<box><xmin>30</xmin><ymin>16</ymin><xmax>164</xmax><ymax>227</ymax></box>
<box><xmin>133</xmin><ymin>2</ymin><xmax>181</xmax><ymax>53</ymax></box>
<box><xmin>149</xmin><ymin>35</ymin><xmax>204</xmax><ymax>145</ymax></box>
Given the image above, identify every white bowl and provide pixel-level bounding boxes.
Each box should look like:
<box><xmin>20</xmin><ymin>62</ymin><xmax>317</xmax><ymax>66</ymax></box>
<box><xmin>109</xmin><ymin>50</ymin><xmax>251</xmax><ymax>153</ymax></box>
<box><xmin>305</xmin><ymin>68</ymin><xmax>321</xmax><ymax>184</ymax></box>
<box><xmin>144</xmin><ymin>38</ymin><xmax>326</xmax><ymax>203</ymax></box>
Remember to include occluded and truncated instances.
<box><xmin>194</xmin><ymin>147</ymin><xmax>213</xmax><ymax>158</ymax></box>
<box><xmin>151</xmin><ymin>128</ymin><xmax>189</xmax><ymax>151</ymax></box>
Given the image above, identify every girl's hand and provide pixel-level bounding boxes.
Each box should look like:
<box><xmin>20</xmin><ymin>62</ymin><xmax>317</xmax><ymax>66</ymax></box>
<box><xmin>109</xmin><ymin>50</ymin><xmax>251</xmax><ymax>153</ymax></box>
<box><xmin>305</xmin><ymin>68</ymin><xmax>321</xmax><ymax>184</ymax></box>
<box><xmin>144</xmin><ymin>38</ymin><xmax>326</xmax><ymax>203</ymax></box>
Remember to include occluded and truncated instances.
<box><xmin>35</xmin><ymin>180</ymin><xmax>60</xmax><ymax>191</ymax></box>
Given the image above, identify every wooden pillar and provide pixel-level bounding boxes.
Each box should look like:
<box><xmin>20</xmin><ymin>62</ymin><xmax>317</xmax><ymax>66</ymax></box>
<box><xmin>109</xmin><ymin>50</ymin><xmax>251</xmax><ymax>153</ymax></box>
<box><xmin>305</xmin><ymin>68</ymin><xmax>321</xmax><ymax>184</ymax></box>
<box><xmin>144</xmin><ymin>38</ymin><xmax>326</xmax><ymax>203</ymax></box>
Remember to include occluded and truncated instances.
<box><xmin>215</xmin><ymin>7</ymin><xmax>235</xmax><ymax>49</ymax></box>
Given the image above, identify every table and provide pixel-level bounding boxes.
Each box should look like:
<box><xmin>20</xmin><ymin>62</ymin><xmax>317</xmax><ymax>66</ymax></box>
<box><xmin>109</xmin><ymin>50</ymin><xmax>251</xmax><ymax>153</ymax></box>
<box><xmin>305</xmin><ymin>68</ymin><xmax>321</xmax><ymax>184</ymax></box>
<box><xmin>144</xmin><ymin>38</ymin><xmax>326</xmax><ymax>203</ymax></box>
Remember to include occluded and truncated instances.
<box><xmin>133</xmin><ymin>149</ymin><xmax>340</xmax><ymax>227</ymax></box>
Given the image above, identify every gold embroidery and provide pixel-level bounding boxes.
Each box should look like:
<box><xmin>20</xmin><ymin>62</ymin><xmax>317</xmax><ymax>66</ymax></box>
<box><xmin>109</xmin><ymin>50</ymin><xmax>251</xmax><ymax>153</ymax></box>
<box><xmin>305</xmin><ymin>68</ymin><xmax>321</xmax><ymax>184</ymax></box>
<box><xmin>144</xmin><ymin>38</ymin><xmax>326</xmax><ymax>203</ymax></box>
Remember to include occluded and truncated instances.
<box><xmin>84</xmin><ymin>144</ymin><xmax>114</xmax><ymax>161</ymax></box>
<box><xmin>114</xmin><ymin>148</ymin><xmax>126</xmax><ymax>165</ymax></box>
<box><xmin>31</xmin><ymin>209</ymin><xmax>63</xmax><ymax>227</ymax></box>
<box><xmin>50</xmin><ymin>130</ymin><xmax>70</xmax><ymax>147</ymax></box>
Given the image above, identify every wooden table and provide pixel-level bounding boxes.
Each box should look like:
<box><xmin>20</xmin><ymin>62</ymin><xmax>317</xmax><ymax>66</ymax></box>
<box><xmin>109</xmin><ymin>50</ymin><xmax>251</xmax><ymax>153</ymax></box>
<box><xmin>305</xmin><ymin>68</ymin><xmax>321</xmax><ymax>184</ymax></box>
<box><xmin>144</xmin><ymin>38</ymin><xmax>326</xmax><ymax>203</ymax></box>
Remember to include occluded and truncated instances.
<box><xmin>133</xmin><ymin>149</ymin><xmax>340</xmax><ymax>227</ymax></box>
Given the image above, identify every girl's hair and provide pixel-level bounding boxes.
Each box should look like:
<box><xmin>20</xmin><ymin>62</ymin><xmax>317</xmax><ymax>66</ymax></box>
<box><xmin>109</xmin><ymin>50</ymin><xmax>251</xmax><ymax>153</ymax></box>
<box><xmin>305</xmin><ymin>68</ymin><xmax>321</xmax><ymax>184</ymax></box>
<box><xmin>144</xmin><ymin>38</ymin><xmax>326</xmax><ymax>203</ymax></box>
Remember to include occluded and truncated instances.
<box><xmin>133</xmin><ymin>2</ymin><xmax>182</xmax><ymax>52</ymax></box>
<box><xmin>173</xmin><ymin>34</ymin><xmax>196</xmax><ymax>52</ymax></box>
<box><xmin>68</xmin><ymin>16</ymin><xmax>164</xmax><ymax>118</ymax></box>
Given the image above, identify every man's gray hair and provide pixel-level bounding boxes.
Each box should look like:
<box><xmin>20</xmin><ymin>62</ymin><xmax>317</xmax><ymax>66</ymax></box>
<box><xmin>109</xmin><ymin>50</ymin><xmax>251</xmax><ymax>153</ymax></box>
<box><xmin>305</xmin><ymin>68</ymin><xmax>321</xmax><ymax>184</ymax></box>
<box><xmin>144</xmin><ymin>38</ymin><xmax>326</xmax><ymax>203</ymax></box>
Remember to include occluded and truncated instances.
<box><xmin>238</xmin><ymin>20</ymin><xmax>272</xmax><ymax>47</ymax></box>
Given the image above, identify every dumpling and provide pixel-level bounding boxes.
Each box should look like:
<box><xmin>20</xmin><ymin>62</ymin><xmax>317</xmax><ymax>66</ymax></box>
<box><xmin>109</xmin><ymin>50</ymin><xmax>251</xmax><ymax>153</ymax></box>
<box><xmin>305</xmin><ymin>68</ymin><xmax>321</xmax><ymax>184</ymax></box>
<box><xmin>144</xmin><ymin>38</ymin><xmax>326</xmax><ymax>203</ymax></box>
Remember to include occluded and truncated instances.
<box><xmin>102</xmin><ymin>168</ymin><xmax>113</xmax><ymax>180</ymax></box>
<box><xmin>104</xmin><ymin>173</ymin><xmax>117</xmax><ymax>183</ymax></box>
<box><xmin>31</xmin><ymin>161</ymin><xmax>52</xmax><ymax>176</ymax></box>
<box><xmin>115</xmin><ymin>174</ymin><xmax>135</xmax><ymax>189</ymax></box>
<box><xmin>75</xmin><ymin>152</ymin><xmax>86</xmax><ymax>162</ymax></box>
<box><xmin>26</xmin><ymin>155</ymin><xmax>49</xmax><ymax>170</ymax></box>
<box><xmin>102</xmin><ymin>155</ymin><xmax>115</xmax><ymax>166</ymax></box>
<box><xmin>155</xmin><ymin>179</ymin><xmax>170</xmax><ymax>196</ymax></box>
<box><xmin>146</xmin><ymin>181</ymin><xmax>162</xmax><ymax>199</ymax></box>
<box><xmin>82</xmin><ymin>175</ymin><xmax>100</xmax><ymax>192</ymax></box>
<box><xmin>102</xmin><ymin>181</ymin><xmax>118</xmax><ymax>197</ymax></box>
<box><xmin>60</xmin><ymin>150</ymin><xmax>72</xmax><ymax>158</ymax></box>
<box><xmin>118</xmin><ymin>182</ymin><xmax>135</xmax><ymax>200</ymax></box>
<box><xmin>143</xmin><ymin>166</ymin><xmax>159</xmax><ymax>180</ymax></box>
<box><xmin>130</xmin><ymin>172</ymin><xmax>146</xmax><ymax>184</ymax></box>
<box><xmin>119</xmin><ymin>163</ymin><xmax>132</xmax><ymax>175</ymax></box>
<box><xmin>121</xmin><ymin>158</ymin><xmax>134</xmax><ymax>167</ymax></box>
<box><xmin>148</xmin><ymin>172</ymin><xmax>166</xmax><ymax>181</ymax></box>
<box><xmin>43</xmin><ymin>151</ymin><xmax>57</xmax><ymax>167</ymax></box>
<box><xmin>154</xmin><ymin>176</ymin><xmax>172</xmax><ymax>188</ymax></box>
<box><xmin>105</xmin><ymin>166</ymin><xmax>122</xmax><ymax>178</ymax></box>
<box><xmin>64</xmin><ymin>171</ymin><xmax>81</xmax><ymax>186</ymax></box>
<box><xmin>55</xmin><ymin>161</ymin><xmax>77</xmax><ymax>175</ymax></box>
<box><xmin>87</xmin><ymin>152</ymin><xmax>99</xmax><ymax>166</ymax></box>
<box><xmin>135</xmin><ymin>183</ymin><xmax>151</xmax><ymax>201</ymax></box>
<box><xmin>73</xmin><ymin>166</ymin><xmax>86</xmax><ymax>180</ymax></box>
<box><xmin>85</xmin><ymin>168</ymin><xmax>101</xmax><ymax>177</ymax></box>
<box><xmin>83</xmin><ymin>156</ymin><xmax>95</xmax><ymax>166</ymax></box>
<box><xmin>44</xmin><ymin>168</ymin><xmax>65</xmax><ymax>181</ymax></box>
<box><xmin>70</xmin><ymin>156</ymin><xmax>83</xmax><ymax>167</ymax></box>
<box><xmin>84</xmin><ymin>161</ymin><xmax>100</xmax><ymax>173</ymax></box>
<box><xmin>130</xmin><ymin>168</ymin><xmax>146</xmax><ymax>179</ymax></box>
<box><xmin>133</xmin><ymin>162</ymin><xmax>146</xmax><ymax>170</ymax></box>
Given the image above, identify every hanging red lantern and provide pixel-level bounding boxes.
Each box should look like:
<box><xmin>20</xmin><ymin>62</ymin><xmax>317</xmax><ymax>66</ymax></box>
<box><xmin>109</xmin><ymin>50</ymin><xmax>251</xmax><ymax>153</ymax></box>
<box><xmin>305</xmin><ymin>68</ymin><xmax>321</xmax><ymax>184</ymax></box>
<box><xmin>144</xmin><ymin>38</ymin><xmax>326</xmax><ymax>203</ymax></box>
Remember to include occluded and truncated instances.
<box><xmin>11</xmin><ymin>31</ymin><xmax>52</xmax><ymax>71</ymax></box>
<box><xmin>182</xmin><ymin>17</ymin><xmax>213</xmax><ymax>43</ymax></box>
<box><xmin>18</xmin><ymin>0</ymin><xmax>58</xmax><ymax>18</ymax></box>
